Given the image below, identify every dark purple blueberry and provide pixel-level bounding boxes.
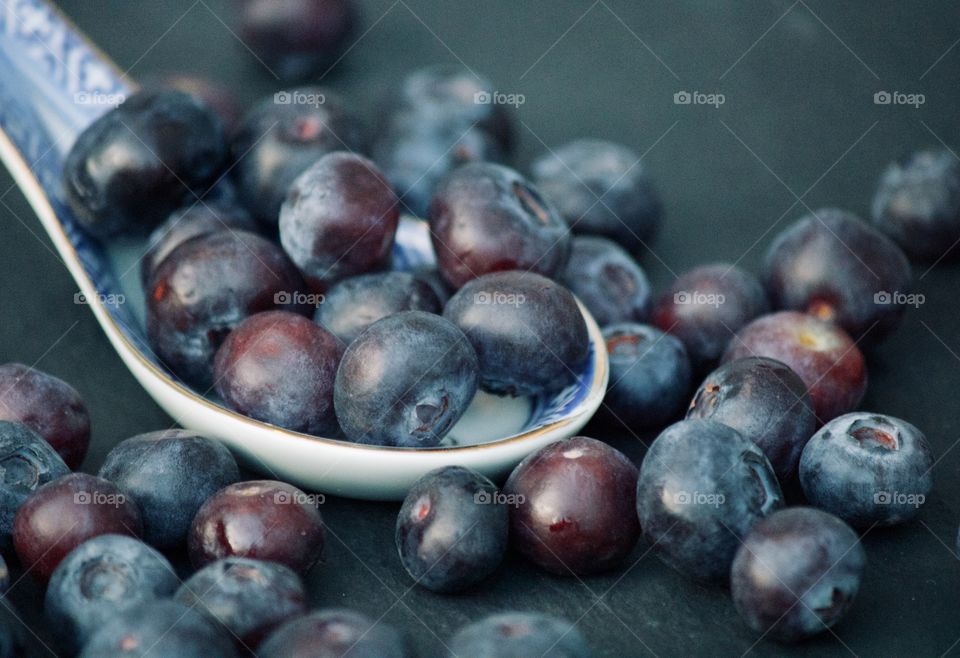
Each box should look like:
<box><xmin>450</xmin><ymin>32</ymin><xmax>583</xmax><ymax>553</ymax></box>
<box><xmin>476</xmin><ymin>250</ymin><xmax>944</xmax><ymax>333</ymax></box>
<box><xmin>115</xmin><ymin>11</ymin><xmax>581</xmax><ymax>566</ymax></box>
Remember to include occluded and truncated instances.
<box><xmin>448</xmin><ymin>612</ymin><xmax>591</xmax><ymax>658</ymax></box>
<box><xmin>153</xmin><ymin>73</ymin><xmax>242</xmax><ymax>133</ymax></box>
<box><xmin>763</xmin><ymin>208</ymin><xmax>912</xmax><ymax>343</ymax></box>
<box><xmin>232</xmin><ymin>89</ymin><xmax>364</xmax><ymax>227</ymax></box>
<box><xmin>63</xmin><ymin>89</ymin><xmax>228</xmax><ymax>238</ymax></box>
<box><xmin>98</xmin><ymin>429</ymin><xmax>240</xmax><ymax>549</ymax></box>
<box><xmin>45</xmin><ymin>534</ymin><xmax>179</xmax><ymax>653</ymax></box>
<box><xmin>0</xmin><ymin>421</ymin><xmax>70</xmax><ymax>549</ymax></box>
<box><xmin>429</xmin><ymin>163</ymin><xmax>570</xmax><ymax>288</ymax></box>
<box><xmin>315</xmin><ymin>271</ymin><xmax>442</xmax><ymax>344</ymax></box>
<box><xmin>279</xmin><ymin>152</ymin><xmax>400</xmax><ymax>290</ymax></box>
<box><xmin>140</xmin><ymin>200</ymin><xmax>257</xmax><ymax>284</ymax></box>
<box><xmin>799</xmin><ymin>412</ymin><xmax>933</xmax><ymax>527</ymax></box>
<box><xmin>601</xmin><ymin>323</ymin><xmax>691</xmax><ymax>430</ymax></box>
<box><xmin>79</xmin><ymin>599</ymin><xmax>237</xmax><ymax>658</ymax></box>
<box><xmin>531</xmin><ymin>138</ymin><xmax>661</xmax><ymax>252</ymax></box>
<box><xmin>443</xmin><ymin>271</ymin><xmax>589</xmax><ymax>396</ymax></box>
<box><xmin>636</xmin><ymin>419</ymin><xmax>783</xmax><ymax>581</ymax></box>
<box><xmin>188</xmin><ymin>480</ymin><xmax>325</xmax><ymax>574</ymax></box>
<box><xmin>396</xmin><ymin>466</ymin><xmax>508</xmax><ymax>592</ymax></box>
<box><xmin>235</xmin><ymin>0</ymin><xmax>356</xmax><ymax>81</ymax></box>
<box><xmin>14</xmin><ymin>473</ymin><xmax>142</xmax><ymax>583</ymax></box>
<box><xmin>722</xmin><ymin>311</ymin><xmax>867</xmax><ymax>424</ymax></box>
<box><xmin>214</xmin><ymin>311</ymin><xmax>342</xmax><ymax>434</ymax></box>
<box><xmin>872</xmin><ymin>148</ymin><xmax>960</xmax><ymax>262</ymax></box>
<box><xmin>146</xmin><ymin>229</ymin><xmax>310</xmax><ymax>387</ymax></box>
<box><xmin>261</xmin><ymin>608</ymin><xmax>410</xmax><ymax>658</ymax></box>
<box><xmin>334</xmin><ymin>311</ymin><xmax>478</xmax><ymax>447</ymax></box>
<box><xmin>560</xmin><ymin>236</ymin><xmax>652</xmax><ymax>326</ymax></box>
<box><xmin>652</xmin><ymin>263</ymin><xmax>769</xmax><ymax>370</ymax></box>
<box><xmin>0</xmin><ymin>363</ymin><xmax>90</xmax><ymax>468</ymax></box>
<box><xmin>505</xmin><ymin>437</ymin><xmax>638</xmax><ymax>575</ymax></box>
<box><xmin>175</xmin><ymin>557</ymin><xmax>308</xmax><ymax>650</ymax></box>
<box><xmin>731</xmin><ymin>507</ymin><xmax>865</xmax><ymax>642</ymax></box>
<box><xmin>0</xmin><ymin>612</ymin><xmax>22</xmax><ymax>658</ymax></box>
<box><xmin>687</xmin><ymin>357</ymin><xmax>815</xmax><ymax>482</ymax></box>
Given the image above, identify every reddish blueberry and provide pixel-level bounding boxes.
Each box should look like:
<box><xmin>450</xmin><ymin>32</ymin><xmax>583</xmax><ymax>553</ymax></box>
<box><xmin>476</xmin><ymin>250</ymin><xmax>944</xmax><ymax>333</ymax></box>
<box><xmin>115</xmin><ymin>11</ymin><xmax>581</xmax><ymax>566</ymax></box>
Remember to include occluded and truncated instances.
<box><xmin>448</xmin><ymin>612</ymin><xmax>591</xmax><ymax>658</ymax></box>
<box><xmin>261</xmin><ymin>608</ymin><xmax>411</xmax><ymax>658</ymax></box>
<box><xmin>722</xmin><ymin>311</ymin><xmax>867</xmax><ymax>424</ymax></box>
<box><xmin>0</xmin><ymin>363</ymin><xmax>90</xmax><ymax>469</ymax></box>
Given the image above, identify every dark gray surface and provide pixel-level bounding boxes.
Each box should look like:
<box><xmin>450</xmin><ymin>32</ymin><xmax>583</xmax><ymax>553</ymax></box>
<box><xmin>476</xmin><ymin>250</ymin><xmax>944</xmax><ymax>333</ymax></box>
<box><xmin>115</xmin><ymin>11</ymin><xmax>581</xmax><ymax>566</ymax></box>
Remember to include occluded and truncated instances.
<box><xmin>2</xmin><ymin>1</ymin><xmax>960</xmax><ymax>655</ymax></box>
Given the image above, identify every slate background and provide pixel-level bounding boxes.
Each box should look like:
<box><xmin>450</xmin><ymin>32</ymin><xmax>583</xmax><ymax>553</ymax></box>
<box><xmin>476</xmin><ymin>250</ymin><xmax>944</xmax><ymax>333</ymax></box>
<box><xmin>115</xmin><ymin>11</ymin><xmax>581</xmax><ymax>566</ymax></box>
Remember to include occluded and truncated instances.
<box><xmin>2</xmin><ymin>1</ymin><xmax>960</xmax><ymax>655</ymax></box>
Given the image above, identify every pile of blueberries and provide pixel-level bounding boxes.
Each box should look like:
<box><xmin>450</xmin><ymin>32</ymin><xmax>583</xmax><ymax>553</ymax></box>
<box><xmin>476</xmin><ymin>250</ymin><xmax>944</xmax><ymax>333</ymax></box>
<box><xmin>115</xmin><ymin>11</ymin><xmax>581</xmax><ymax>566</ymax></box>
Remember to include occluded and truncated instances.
<box><xmin>3</xmin><ymin>0</ymin><xmax>958</xmax><ymax>651</ymax></box>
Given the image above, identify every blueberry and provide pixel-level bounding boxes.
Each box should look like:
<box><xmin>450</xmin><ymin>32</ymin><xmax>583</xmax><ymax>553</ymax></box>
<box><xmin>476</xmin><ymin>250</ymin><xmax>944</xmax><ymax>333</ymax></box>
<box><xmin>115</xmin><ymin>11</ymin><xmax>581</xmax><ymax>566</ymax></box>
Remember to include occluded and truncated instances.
<box><xmin>443</xmin><ymin>271</ymin><xmax>589</xmax><ymax>396</ymax></box>
<box><xmin>98</xmin><ymin>429</ymin><xmax>240</xmax><ymax>549</ymax></box>
<box><xmin>334</xmin><ymin>311</ymin><xmax>478</xmax><ymax>447</ymax></box>
<box><xmin>447</xmin><ymin>611</ymin><xmax>592</xmax><ymax>658</ymax></box>
<box><xmin>214</xmin><ymin>311</ymin><xmax>343</xmax><ymax>435</ymax></box>
<box><xmin>14</xmin><ymin>473</ymin><xmax>143</xmax><ymax>583</ymax></box>
<box><xmin>79</xmin><ymin>599</ymin><xmax>237</xmax><ymax>658</ymax></box>
<box><xmin>315</xmin><ymin>271</ymin><xmax>443</xmax><ymax>344</ymax></box>
<box><xmin>236</xmin><ymin>0</ymin><xmax>356</xmax><ymax>81</ymax></box>
<box><xmin>872</xmin><ymin>148</ymin><xmax>960</xmax><ymax>262</ymax></box>
<box><xmin>232</xmin><ymin>88</ymin><xmax>364</xmax><ymax>228</ymax></box>
<box><xmin>763</xmin><ymin>208</ymin><xmax>912</xmax><ymax>343</ymax></box>
<box><xmin>0</xmin><ymin>363</ymin><xmax>90</xmax><ymax>469</ymax></box>
<box><xmin>140</xmin><ymin>200</ymin><xmax>257</xmax><ymax>285</ymax></box>
<box><xmin>505</xmin><ymin>437</ymin><xmax>639</xmax><ymax>575</ymax></box>
<box><xmin>0</xmin><ymin>616</ymin><xmax>21</xmax><ymax>658</ymax></box>
<box><xmin>396</xmin><ymin>466</ymin><xmax>507</xmax><ymax>592</ymax></box>
<box><xmin>152</xmin><ymin>73</ymin><xmax>242</xmax><ymax>134</ymax></box>
<box><xmin>559</xmin><ymin>236</ymin><xmax>652</xmax><ymax>326</ymax></box>
<box><xmin>429</xmin><ymin>163</ymin><xmax>570</xmax><ymax>288</ymax></box>
<box><xmin>651</xmin><ymin>263</ymin><xmax>769</xmax><ymax>371</ymax></box>
<box><xmin>188</xmin><ymin>480</ymin><xmax>325</xmax><ymax>574</ymax></box>
<box><xmin>261</xmin><ymin>608</ymin><xmax>411</xmax><ymax>658</ymax></box>
<box><xmin>0</xmin><ymin>420</ymin><xmax>69</xmax><ymax>549</ymax></box>
<box><xmin>45</xmin><ymin>534</ymin><xmax>179</xmax><ymax>653</ymax></box>
<box><xmin>279</xmin><ymin>152</ymin><xmax>400</xmax><ymax>290</ymax></box>
<box><xmin>731</xmin><ymin>507</ymin><xmax>865</xmax><ymax>642</ymax></box>
<box><xmin>799</xmin><ymin>412</ymin><xmax>933</xmax><ymax>527</ymax></box>
<box><xmin>146</xmin><ymin>229</ymin><xmax>310</xmax><ymax>387</ymax></box>
<box><xmin>600</xmin><ymin>323</ymin><xmax>692</xmax><ymax>430</ymax></box>
<box><xmin>63</xmin><ymin>89</ymin><xmax>228</xmax><ymax>238</ymax></box>
<box><xmin>531</xmin><ymin>138</ymin><xmax>661</xmax><ymax>252</ymax></box>
<box><xmin>722</xmin><ymin>311</ymin><xmax>867</xmax><ymax>424</ymax></box>
<box><xmin>636</xmin><ymin>419</ymin><xmax>783</xmax><ymax>581</ymax></box>
<box><xmin>687</xmin><ymin>357</ymin><xmax>816</xmax><ymax>482</ymax></box>
<box><xmin>175</xmin><ymin>557</ymin><xmax>308</xmax><ymax>650</ymax></box>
